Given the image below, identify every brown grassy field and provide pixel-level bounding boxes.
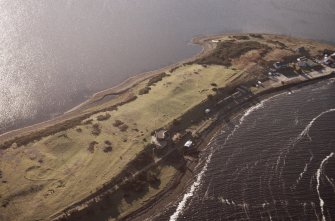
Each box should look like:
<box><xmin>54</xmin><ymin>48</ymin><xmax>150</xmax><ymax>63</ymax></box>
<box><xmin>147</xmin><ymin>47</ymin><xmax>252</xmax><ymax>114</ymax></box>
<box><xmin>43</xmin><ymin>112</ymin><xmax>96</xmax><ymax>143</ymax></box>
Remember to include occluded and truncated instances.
<box><xmin>0</xmin><ymin>33</ymin><xmax>334</xmax><ymax>221</ymax></box>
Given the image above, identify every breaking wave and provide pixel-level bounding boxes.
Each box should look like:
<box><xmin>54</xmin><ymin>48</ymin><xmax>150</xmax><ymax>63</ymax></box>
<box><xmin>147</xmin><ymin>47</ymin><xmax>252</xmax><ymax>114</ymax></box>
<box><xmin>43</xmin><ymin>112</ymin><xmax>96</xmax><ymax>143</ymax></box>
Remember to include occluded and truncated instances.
<box><xmin>169</xmin><ymin>144</ymin><xmax>214</xmax><ymax>221</ymax></box>
<box><xmin>169</xmin><ymin>94</ymin><xmax>281</xmax><ymax>220</ymax></box>
<box><xmin>316</xmin><ymin>152</ymin><xmax>334</xmax><ymax>221</ymax></box>
<box><xmin>295</xmin><ymin>108</ymin><xmax>335</xmax><ymax>143</ymax></box>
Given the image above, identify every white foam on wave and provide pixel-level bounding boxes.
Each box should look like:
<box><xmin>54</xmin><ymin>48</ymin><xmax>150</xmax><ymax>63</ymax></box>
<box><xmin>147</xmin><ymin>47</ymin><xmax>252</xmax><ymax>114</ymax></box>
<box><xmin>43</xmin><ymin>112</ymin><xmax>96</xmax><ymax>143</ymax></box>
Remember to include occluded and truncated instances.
<box><xmin>316</xmin><ymin>152</ymin><xmax>334</xmax><ymax>221</ymax></box>
<box><xmin>169</xmin><ymin>94</ymin><xmax>282</xmax><ymax>220</ymax></box>
<box><xmin>223</xmin><ymin>96</ymin><xmax>274</xmax><ymax>146</ymax></box>
<box><xmin>292</xmin><ymin>152</ymin><xmax>314</xmax><ymax>189</ymax></box>
<box><xmin>169</xmin><ymin>145</ymin><xmax>213</xmax><ymax>221</ymax></box>
<box><xmin>295</xmin><ymin>108</ymin><xmax>335</xmax><ymax>144</ymax></box>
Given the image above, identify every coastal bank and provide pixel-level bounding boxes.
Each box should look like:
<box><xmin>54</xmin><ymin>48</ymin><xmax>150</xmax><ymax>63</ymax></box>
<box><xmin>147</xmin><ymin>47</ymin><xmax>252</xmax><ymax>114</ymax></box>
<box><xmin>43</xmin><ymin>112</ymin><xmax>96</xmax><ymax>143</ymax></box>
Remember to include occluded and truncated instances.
<box><xmin>0</xmin><ymin>33</ymin><xmax>334</xmax><ymax>221</ymax></box>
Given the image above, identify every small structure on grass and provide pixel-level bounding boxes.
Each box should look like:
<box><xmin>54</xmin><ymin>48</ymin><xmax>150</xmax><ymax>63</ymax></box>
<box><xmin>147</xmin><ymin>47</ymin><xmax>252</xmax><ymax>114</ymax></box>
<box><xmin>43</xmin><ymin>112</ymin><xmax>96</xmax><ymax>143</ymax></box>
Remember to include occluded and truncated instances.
<box><xmin>184</xmin><ymin>140</ymin><xmax>193</xmax><ymax>148</ymax></box>
<box><xmin>323</xmin><ymin>55</ymin><xmax>335</xmax><ymax>67</ymax></box>
<box><xmin>297</xmin><ymin>56</ymin><xmax>307</xmax><ymax>62</ymax></box>
<box><xmin>273</xmin><ymin>62</ymin><xmax>288</xmax><ymax>69</ymax></box>
<box><xmin>298</xmin><ymin>58</ymin><xmax>323</xmax><ymax>69</ymax></box>
<box><xmin>151</xmin><ymin>129</ymin><xmax>170</xmax><ymax>148</ymax></box>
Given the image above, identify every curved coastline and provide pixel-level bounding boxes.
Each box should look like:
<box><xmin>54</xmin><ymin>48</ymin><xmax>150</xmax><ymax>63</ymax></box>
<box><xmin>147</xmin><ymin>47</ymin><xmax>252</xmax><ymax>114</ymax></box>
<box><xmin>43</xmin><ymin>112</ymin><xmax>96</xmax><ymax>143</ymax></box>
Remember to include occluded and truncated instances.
<box><xmin>1</xmin><ymin>33</ymin><xmax>335</xmax><ymax>221</ymax></box>
<box><xmin>0</xmin><ymin>34</ymin><xmax>214</xmax><ymax>144</ymax></box>
<box><xmin>124</xmin><ymin>74</ymin><xmax>335</xmax><ymax>221</ymax></box>
<box><xmin>49</xmin><ymin>73</ymin><xmax>335</xmax><ymax>221</ymax></box>
<box><xmin>0</xmin><ymin>32</ymin><xmax>326</xmax><ymax>142</ymax></box>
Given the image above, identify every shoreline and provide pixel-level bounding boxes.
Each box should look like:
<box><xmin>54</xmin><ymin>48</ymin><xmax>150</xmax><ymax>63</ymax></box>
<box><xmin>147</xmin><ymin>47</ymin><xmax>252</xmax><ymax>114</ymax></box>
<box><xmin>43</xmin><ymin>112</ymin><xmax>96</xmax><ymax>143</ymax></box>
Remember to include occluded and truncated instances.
<box><xmin>0</xmin><ymin>34</ymin><xmax>214</xmax><ymax>144</ymax></box>
<box><xmin>50</xmin><ymin>72</ymin><xmax>335</xmax><ymax>221</ymax></box>
<box><xmin>122</xmin><ymin>73</ymin><xmax>335</xmax><ymax>221</ymax></box>
<box><xmin>0</xmin><ymin>32</ymin><xmax>327</xmax><ymax>141</ymax></box>
<box><xmin>1</xmin><ymin>33</ymin><xmax>335</xmax><ymax>221</ymax></box>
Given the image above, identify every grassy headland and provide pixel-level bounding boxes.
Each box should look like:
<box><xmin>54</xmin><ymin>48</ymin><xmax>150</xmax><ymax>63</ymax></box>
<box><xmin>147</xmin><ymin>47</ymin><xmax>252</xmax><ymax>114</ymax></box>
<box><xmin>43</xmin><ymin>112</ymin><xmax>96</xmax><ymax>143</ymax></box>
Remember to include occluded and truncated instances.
<box><xmin>0</xmin><ymin>34</ymin><xmax>334</xmax><ymax>221</ymax></box>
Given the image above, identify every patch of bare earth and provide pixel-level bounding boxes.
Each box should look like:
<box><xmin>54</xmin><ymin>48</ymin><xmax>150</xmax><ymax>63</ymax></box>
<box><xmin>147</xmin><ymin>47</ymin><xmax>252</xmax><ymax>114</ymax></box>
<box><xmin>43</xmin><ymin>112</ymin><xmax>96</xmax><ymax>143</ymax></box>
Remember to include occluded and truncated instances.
<box><xmin>264</xmin><ymin>48</ymin><xmax>295</xmax><ymax>61</ymax></box>
<box><xmin>231</xmin><ymin>49</ymin><xmax>263</xmax><ymax>69</ymax></box>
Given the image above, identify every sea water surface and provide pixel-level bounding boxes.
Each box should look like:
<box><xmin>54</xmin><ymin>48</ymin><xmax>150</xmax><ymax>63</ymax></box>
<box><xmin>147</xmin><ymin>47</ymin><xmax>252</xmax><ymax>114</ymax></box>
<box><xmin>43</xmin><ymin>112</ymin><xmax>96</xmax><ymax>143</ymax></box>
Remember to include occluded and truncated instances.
<box><xmin>159</xmin><ymin>79</ymin><xmax>335</xmax><ymax>220</ymax></box>
<box><xmin>1</xmin><ymin>0</ymin><xmax>335</xmax><ymax>133</ymax></box>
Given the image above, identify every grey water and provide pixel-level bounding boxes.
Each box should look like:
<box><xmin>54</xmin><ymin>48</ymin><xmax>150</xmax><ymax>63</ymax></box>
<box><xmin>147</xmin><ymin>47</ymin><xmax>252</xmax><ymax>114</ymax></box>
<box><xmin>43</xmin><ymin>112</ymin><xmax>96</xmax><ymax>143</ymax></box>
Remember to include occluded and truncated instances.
<box><xmin>159</xmin><ymin>79</ymin><xmax>335</xmax><ymax>221</ymax></box>
<box><xmin>1</xmin><ymin>0</ymin><xmax>335</xmax><ymax>133</ymax></box>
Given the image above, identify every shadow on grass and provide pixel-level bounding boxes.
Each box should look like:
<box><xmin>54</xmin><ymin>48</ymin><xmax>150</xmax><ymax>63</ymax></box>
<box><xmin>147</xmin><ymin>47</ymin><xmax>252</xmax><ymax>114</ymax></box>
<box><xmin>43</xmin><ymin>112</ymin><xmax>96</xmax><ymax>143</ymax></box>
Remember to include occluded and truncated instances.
<box><xmin>61</xmin><ymin>148</ymin><xmax>183</xmax><ymax>221</ymax></box>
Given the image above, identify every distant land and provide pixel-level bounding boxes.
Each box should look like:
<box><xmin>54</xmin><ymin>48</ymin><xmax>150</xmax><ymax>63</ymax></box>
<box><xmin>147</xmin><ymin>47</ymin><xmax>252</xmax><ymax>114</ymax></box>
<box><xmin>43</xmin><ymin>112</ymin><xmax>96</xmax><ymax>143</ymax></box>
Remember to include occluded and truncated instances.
<box><xmin>0</xmin><ymin>33</ymin><xmax>335</xmax><ymax>221</ymax></box>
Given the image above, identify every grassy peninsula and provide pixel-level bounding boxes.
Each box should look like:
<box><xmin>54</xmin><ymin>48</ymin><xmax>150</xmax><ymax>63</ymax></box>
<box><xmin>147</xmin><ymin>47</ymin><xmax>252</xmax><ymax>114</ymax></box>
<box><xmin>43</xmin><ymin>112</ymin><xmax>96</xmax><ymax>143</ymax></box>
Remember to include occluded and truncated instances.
<box><xmin>0</xmin><ymin>34</ymin><xmax>334</xmax><ymax>221</ymax></box>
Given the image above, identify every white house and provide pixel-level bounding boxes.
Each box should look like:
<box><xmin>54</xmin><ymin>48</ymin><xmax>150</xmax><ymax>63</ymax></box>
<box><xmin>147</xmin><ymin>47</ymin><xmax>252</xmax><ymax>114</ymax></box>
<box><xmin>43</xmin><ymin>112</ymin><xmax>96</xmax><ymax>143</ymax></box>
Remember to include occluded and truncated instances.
<box><xmin>184</xmin><ymin>140</ymin><xmax>193</xmax><ymax>148</ymax></box>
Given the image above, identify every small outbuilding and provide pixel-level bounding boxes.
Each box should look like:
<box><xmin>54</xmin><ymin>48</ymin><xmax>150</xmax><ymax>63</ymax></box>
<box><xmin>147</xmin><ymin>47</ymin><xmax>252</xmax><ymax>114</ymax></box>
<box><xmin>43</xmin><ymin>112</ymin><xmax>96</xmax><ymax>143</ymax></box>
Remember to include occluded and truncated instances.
<box><xmin>298</xmin><ymin>58</ymin><xmax>321</xmax><ymax>69</ymax></box>
<box><xmin>151</xmin><ymin>129</ymin><xmax>170</xmax><ymax>148</ymax></box>
<box><xmin>155</xmin><ymin>129</ymin><xmax>170</xmax><ymax>141</ymax></box>
<box><xmin>273</xmin><ymin>62</ymin><xmax>288</xmax><ymax>69</ymax></box>
<box><xmin>184</xmin><ymin>140</ymin><xmax>193</xmax><ymax>148</ymax></box>
<box><xmin>297</xmin><ymin>56</ymin><xmax>307</xmax><ymax>62</ymax></box>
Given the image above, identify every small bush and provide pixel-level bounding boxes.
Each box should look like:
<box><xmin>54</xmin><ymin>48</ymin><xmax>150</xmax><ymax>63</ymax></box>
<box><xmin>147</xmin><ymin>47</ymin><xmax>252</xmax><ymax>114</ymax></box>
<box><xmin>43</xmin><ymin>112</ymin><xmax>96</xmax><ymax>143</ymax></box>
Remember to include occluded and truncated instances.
<box><xmin>210</xmin><ymin>83</ymin><xmax>217</xmax><ymax>87</ymax></box>
<box><xmin>76</xmin><ymin>128</ymin><xmax>82</xmax><ymax>133</ymax></box>
<box><xmin>104</xmin><ymin>140</ymin><xmax>112</xmax><ymax>145</ymax></box>
<box><xmin>103</xmin><ymin>146</ymin><xmax>113</xmax><ymax>153</ymax></box>
<box><xmin>91</xmin><ymin>124</ymin><xmax>101</xmax><ymax>136</ymax></box>
<box><xmin>113</xmin><ymin>120</ymin><xmax>124</xmax><ymax>127</ymax></box>
<box><xmin>147</xmin><ymin>72</ymin><xmax>168</xmax><ymax>86</ymax></box>
<box><xmin>96</xmin><ymin>113</ymin><xmax>111</xmax><ymax>121</ymax></box>
<box><xmin>138</xmin><ymin>86</ymin><xmax>151</xmax><ymax>95</ymax></box>
<box><xmin>88</xmin><ymin>141</ymin><xmax>98</xmax><ymax>153</ymax></box>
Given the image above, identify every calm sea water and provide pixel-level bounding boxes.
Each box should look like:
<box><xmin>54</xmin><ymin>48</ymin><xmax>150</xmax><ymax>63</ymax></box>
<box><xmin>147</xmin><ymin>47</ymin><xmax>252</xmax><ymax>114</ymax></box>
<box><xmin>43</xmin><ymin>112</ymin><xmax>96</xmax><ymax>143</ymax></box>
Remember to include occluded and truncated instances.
<box><xmin>157</xmin><ymin>79</ymin><xmax>335</xmax><ymax>221</ymax></box>
<box><xmin>1</xmin><ymin>0</ymin><xmax>335</xmax><ymax>133</ymax></box>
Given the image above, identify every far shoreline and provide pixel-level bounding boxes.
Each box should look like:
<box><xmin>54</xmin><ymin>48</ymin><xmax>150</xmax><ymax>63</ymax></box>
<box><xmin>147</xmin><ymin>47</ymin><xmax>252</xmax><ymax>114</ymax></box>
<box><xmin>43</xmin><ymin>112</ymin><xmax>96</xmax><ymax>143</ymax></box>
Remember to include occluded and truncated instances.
<box><xmin>0</xmin><ymin>33</ymin><xmax>211</xmax><ymax>141</ymax></box>
<box><xmin>1</xmin><ymin>32</ymin><xmax>335</xmax><ymax>221</ymax></box>
<box><xmin>1</xmin><ymin>32</ymin><xmax>334</xmax><ymax>141</ymax></box>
